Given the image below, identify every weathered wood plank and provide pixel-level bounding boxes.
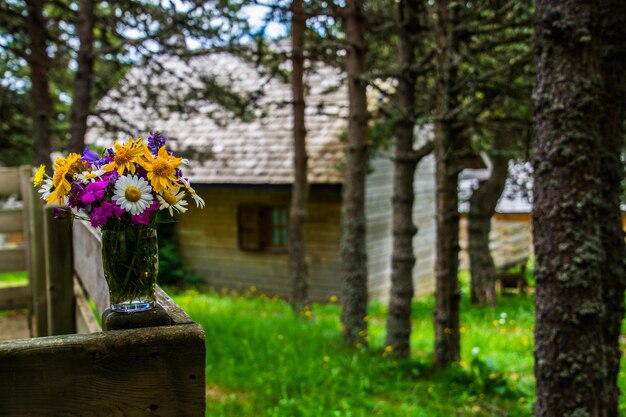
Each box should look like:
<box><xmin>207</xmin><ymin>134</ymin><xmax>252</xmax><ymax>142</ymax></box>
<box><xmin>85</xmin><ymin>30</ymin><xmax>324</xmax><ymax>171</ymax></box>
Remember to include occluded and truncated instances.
<box><xmin>18</xmin><ymin>166</ymin><xmax>32</xmax><ymax>288</ymax></box>
<box><xmin>156</xmin><ymin>286</ymin><xmax>194</xmax><ymax>325</ymax></box>
<box><xmin>0</xmin><ymin>168</ymin><xmax>20</xmax><ymax>196</ymax></box>
<box><xmin>73</xmin><ymin>278</ymin><xmax>101</xmax><ymax>334</ymax></box>
<box><xmin>72</xmin><ymin>220</ymin><xmax>109</xmax><ymax>315</ymax></box>
<box><xmin>0</xmin><ymin>246</ymin><xmax>26</xmax><ymax>273</ymax></box>
<box><xmin>0</xmin><ymin>209</ymin><xmax>23</xmax><ymax>234</ymax></box>
<box><xmin>44</xmin><ymin>206</ymin><xmax>74</xmax><ymax>336</ymax></box>
<box><xmin>27</xmin><ymin>180</ymin><xmax>47</xmax><ymax>337</ymax></box>
<box><xmin>0</xmin><ymin>285</ymin><xmax>31</xmax><ymax>310</ymax></box>
<box><xmin>0</xmin><ymin>324</ymin><xmax>206</xmax><ymax>417</ymax></box>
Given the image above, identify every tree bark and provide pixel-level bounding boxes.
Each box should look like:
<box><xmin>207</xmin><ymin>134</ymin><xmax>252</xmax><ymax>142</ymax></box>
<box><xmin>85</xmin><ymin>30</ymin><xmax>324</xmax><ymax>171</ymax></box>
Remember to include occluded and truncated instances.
<box><xmin>340</xmin><ymin>0</ymin><xmax>369</xmax><ymax>347</ymax></box>
<box><xmin>433</xmin><ymin>0</ymin><xmax>462</xmax><ymax>367</ymax></box>
<box><xmin>468</xmin><ymin>153</ymin><xmax>509</xmax><ymax>306</ymax></box>
<box><xmin>384</xmin><ymin>0</ymin><xmax>429</xmax><ymax>358</ymax></box>
<box><xmin>288</xmin><ymin>0</ymin><xmax>309</xmax><ymax>314</ymax></box>
<box><xmin>26</xmin><ymin>0</ymin><xmax>51</xmax><ymax>168</ymax></box>
<box><xmin>533</xmin><ymin>1</ymin><xmax>608</xmax><ymax>415</ymax></box>
<box><xmin>597</xmin><ymin>2</ymin><xmax>626</xmax><ymax>414</ymax></box>
<box><xmin>69</xmin><ymin>0</ymin><xmax>95</xmax><ymax>154</ymax></box>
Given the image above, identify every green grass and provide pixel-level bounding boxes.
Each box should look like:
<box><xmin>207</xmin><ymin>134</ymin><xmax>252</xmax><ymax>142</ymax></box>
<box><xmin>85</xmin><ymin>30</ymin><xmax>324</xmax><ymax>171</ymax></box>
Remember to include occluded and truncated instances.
<box><xmin>0</xmin><ymin>271</ymin><xmax>27</xmax><ymax>288</ymax></box>
<box><xmin>168</xmin><ymin>286</ymin><xmax>540</xmax><ymax>417</ymax></box>
<box><xmin>169</xmin><ymin>281</ymin><xmax>626</xmax><ymax>417</ymax></box>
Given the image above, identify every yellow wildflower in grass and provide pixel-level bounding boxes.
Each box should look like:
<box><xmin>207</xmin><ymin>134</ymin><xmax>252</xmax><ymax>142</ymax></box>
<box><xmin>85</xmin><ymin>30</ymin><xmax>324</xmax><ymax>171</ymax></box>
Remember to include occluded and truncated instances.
<box><xmin>102</xmin><ymin>136</ymin><xmax>149</xmax><ymax>175</ymax></box>
<box><xmin>329</xmin><ymin>295</ymin><xmax>338</xmax><ymax>303</ymax></box>
<box><xmin>46</xmin><ymin>153</ymin><xmax>82</xmax><ymax>204</ymax></box>
<box><xmin>143</xmin><ymin>146</ymin><xmax>182</xmax><ymax>193</ymax></box>
<box><xmin>33</xmin><ymin>164</ymin><xmax>45</xmax><ymax>187</ymax></box>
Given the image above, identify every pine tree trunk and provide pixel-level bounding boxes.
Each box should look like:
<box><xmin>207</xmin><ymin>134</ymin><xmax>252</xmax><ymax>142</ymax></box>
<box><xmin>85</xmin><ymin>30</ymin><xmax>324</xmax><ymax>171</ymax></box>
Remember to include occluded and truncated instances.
<box><xmin>340</xmin><ymin>0</ymin><xmax>369</xmax><ymax>347</ymax></box>
<box><xmin>26</xmin><ymin>0</ymin><xmax>51</xmax><ymax>167</ymax></box>
<box><xmin>597</xmin><ymin>2</ymin><xmax>626</xmax><ymax>414</ymax></box>
<box><xmin>69</xmin><ymin>0</ymin><xmax>95</xmax><ymax>154</ymax></box>
<box><xmin>433</xmin><ymin>0</ymin><xmax>461</xmax><ymax>366</ymax></box>
<box><xmin>385</xmin><ymin>0</ymin><xmax>428</xmax><ymax>358</ymax></box>
<box><xmin>288</xmin><ymin>0</ymin><xmax>310</xmax><ymax>313</ymax></box>
<box><xmin>533</xmin><ymin>1</ymin><xmax>607</xmax><ymax>415</ymax></box>
<box><xmin>468</xmin><ymin>154</ymin><xmax>508</xmax><ymax>306</ymax></box>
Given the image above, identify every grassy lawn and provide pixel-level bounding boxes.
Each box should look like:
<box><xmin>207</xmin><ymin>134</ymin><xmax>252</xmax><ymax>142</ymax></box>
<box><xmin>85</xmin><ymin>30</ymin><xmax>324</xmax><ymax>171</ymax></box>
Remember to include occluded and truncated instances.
<box><xmin>171</xmin><ymin>279</ymin><xmax>532</xmax><ymax>417</ymax></box>
<box><xmin>170</xmin><ymin>276</ymin><xmax>626</xmax><ymax>417</ymax></box>
<box><xmin>0</xmin><ymin>271</ymin><xmax>27</xmax><ymax>288</ymax></box>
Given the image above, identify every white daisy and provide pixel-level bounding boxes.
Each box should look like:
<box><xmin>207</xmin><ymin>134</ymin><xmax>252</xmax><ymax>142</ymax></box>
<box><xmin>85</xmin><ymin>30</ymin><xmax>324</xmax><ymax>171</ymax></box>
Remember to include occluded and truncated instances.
<box><xmin>157</xmin><ymin>189</ymin><xmax>188</xmax><ymax>216</ymax></box>
<box><xmin>38</xmin><ymin>179</ymin><xmax>53</xmax><ymax>201</ymax></box>
<box><xmin>179</xmin><ymin>177</ymin><xmax>205</xmax><ymax>208</ymax></box>
<box><xmin>112</xmin><ymin>175</ymin><xmax>154</xmax><ymax>215</ymax></box>
<box><xmin>74</xmin><ymin>168</ymin><xmax>106</xmax><ymax>183</ymax></box>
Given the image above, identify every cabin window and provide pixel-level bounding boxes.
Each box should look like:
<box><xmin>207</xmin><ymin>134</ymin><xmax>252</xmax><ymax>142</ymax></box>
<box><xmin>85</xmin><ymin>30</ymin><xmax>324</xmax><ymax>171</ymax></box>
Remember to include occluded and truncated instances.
<box><xmin>238</xmin><ymin>205</ymin><xmax>288</xmax><ymax>251</ymax></box>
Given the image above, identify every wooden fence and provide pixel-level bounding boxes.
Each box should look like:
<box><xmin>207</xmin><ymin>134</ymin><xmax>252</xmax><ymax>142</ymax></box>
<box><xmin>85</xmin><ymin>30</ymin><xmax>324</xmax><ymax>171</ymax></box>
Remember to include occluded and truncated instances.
<box><xmin>0</xmin><ymin>167</ymin><xmax>30</xmax><ymax>313</ymax></box>
<box><xmin>0</xmin><ymin>166</ymin><xmax>206</xmax><ymax>416</ymax></box>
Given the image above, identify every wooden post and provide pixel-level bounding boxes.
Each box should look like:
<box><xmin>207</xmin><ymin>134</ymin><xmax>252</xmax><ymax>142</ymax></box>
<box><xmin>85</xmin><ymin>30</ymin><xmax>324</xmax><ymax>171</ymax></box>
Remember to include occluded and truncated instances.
<box><xmin>25</xmin><ymin>168</ymin><xmax>48</xmax><ymax>337</ymax></box>
<box><xmin>44</xmin><ymin>205</ymin><xmax>74</xmax><ymax>335</ymax></box>
<box><xmin>18</xmin><ymin>166</ymin><xmax>32</xmax><ymax>283</ymax></box>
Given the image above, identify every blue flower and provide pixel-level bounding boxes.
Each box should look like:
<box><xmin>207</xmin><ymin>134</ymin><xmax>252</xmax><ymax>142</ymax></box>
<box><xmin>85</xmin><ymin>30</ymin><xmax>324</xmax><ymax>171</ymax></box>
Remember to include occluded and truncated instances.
<box><xmin>147</xmin><ymin>131</ymin><xmax>167</xmax><ymax>156</ymax></box>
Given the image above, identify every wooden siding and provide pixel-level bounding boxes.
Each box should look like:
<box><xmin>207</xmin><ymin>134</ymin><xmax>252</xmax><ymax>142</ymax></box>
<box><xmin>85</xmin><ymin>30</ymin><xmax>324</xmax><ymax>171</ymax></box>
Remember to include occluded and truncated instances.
<box><xmin>178</xmin><ymin>152</ymin><xmax>439</xmax><ymax>304</ymax></box>
<box><xmin>459</xmin><ymin>214</ymin><xmax>532</xmax><ymax>271</ymax></box>
<box><xmin>178</xmin><ymin>188</ymin><xmax>342</xmax><ymax>302</ymax></box>
<box><xmin>364</xmin><ymin>152</ymin><xmax>437</xmax><ymax>302</ymax></box>
<box><xmin>413</xmin><ymin>155</ymin><xmax>437</xmax><ymax>297</ymax></box>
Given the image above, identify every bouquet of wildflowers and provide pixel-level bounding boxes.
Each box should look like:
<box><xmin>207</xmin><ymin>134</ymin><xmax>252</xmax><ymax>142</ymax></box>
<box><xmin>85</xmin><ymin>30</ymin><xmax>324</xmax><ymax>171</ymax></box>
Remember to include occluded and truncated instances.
<box><xmin>33</xmin><ymin>132</ymin><xmax>204</xmax><ymax>310</ymax></box>
<box><xmin>33</xmin><ymin>131</ymin><xmax>204</xmax><ymax>229</ymax></box>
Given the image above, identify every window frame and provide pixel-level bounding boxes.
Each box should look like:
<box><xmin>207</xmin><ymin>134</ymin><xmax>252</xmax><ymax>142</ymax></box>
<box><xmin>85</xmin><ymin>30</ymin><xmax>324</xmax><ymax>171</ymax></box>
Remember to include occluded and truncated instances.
<box><xmin>237</xmin><ymin>204</ymin><xmax>289</xmax><ymax>253</ymax></box>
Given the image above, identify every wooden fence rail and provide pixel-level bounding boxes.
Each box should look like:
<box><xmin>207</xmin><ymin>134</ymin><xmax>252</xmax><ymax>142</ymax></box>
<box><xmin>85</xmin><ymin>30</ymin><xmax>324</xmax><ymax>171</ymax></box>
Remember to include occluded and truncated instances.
<box><xmin>0</xmin><ymin>166</ymin><xmax>206</xmax><ymax>416</ymax></box>
<box><xmin>0</xmin><ymin>166</ymin><xmax>31</xmax><ymax>312</ymax></box>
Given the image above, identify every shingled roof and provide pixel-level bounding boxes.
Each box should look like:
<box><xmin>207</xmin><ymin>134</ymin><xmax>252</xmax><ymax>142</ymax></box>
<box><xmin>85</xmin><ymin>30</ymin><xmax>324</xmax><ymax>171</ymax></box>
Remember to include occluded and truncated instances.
<box><xmin>86</xmin><ymin>52</ymin><xmax>348</xmax><ymax>184</ymax></box>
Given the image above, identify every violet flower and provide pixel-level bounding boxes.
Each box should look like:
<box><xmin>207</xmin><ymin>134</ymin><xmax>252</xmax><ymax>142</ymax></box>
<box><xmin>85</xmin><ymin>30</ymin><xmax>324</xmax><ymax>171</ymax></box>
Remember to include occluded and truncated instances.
<box><xmin>81</xmin><ymin>181</ymin><xmax>108</xmax><ymax>204</ymax></box>
<box><xmin>89</xmin><ymin>201</ymin><xmax>125</xmax><ymax>228</ymax></box>
<box><xmin>147</xmin><ymin>131</ymin><xmax>167</xmax><ymax>156</ymax></box>
<box><xmin>131</xmin><ymin>200</ymin><xmax>159</xmax><ymax>225</ymax></box>
<box><xmin>81</xmin><ymin>147</ymin><xmax>99</xmax><ymax>163</ymax></box>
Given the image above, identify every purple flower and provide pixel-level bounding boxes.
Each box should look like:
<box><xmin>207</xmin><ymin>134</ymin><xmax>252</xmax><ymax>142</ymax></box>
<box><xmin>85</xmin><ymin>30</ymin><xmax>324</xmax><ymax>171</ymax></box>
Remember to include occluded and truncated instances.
<box><xmin>131</xmin><ymin>200</ymin><xmax>159</xmax><ymax>225</ymax></box>
<box><xmin>52</xmin><ymin>207</ymin><xmax>70</xmax><ymax>220</ymax></box>
<box><xmin>68</xmin><ymin>183</ymin><xmax>85</xmax><ymax>209</ymax></box>
<box><xmin>81</xmin><ymin>147</ymin><xmax>99</xmax><ymax>163</ymax></box>
<box><xmin>110</xmin><ymin>202</ymin><xmax>125</xmax><ymax>217</ymax></box>
<box><xmin>89</xmin><ymin>201</ymin><xmax>124</xmax><ymax>228</ymax></box>
<box><xmin>147</xmin><ymin>131</ymin><xmax>167</xmax><ymax>156</ymax></box>
<box><xmin>81</xmin><ymin>181</ymin><xmax>108</xmax><ymax>204</ymax></box>
<box><xmin>90</xmin><ymin>206</ymin><xmax>110</xmax><ymax>228</ymax></box>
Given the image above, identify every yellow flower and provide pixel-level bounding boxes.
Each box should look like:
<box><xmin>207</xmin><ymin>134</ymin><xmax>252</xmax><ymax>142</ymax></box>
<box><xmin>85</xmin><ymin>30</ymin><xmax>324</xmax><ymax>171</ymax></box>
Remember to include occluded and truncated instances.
<box><xmin>33</xmin><ymin>164</ymin><xmax>46</xmax><ymax>187</ymax></box>
<box><xmin>329</xmin><ymin>295</ymin><xmax>338</xmax><ymax>303</ymax></box>
<box><xmin>46</xmin><ymin>153</ymin><xmax>82</xmax><ymax>205</ymax></box>
<box><xmin>102</xmin><ymin>136</ymin><xmax>149</xmax><ymax>175</ymax></box>
<box><xmin>143</xmin><ymin>146</ymin><xmax>182</xmax><ymax>193</ymax></box>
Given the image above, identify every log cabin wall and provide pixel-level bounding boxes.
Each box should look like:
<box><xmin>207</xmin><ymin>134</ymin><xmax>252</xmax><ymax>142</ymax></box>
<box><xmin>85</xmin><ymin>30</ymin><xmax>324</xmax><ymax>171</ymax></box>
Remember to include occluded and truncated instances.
<box><xmin>178</xmin><ymin>186</ymin><xmax>343</xmax><ymax>302</ymax></box>
<box><xmin>177</xmin><ymin>154</ymin><xmax>440</xmax><ymax>304</ymax></box>
<box><xmin>412</xmin><ymin>155</ymin><xmax>437</xmax><ymax>297</ymax></box>
<box><xmin>365</xmin><ymin>152</ymin><xmax>437</xmax><ymax>303</ymax></box>
<box><xmin>458</xmin><ymin>213</ymin><xmax>533</xmax><ymax>271</ymax></box>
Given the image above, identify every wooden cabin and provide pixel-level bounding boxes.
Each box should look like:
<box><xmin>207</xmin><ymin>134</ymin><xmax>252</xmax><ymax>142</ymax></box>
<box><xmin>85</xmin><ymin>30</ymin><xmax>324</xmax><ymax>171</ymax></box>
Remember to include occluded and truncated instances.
<box><xmin>458</xmin><ymin>162</ymin><xmax>534</xmax><ymax>271</ymax></box>
<box><xmin>86</xmin><ymin>52</ymin><xmax>438</xmax><ymax>302</ymax></box>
